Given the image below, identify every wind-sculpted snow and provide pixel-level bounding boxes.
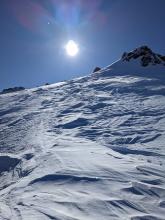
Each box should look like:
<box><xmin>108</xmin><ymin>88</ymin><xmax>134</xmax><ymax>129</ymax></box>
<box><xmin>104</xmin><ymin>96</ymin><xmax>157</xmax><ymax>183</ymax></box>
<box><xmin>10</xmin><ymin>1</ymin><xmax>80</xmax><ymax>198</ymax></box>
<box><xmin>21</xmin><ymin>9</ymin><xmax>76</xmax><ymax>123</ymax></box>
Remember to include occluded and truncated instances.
<box><xmin>0</xmin><ymin>57</ymin><xmax>165</xmax><ymax>219</ymax></box>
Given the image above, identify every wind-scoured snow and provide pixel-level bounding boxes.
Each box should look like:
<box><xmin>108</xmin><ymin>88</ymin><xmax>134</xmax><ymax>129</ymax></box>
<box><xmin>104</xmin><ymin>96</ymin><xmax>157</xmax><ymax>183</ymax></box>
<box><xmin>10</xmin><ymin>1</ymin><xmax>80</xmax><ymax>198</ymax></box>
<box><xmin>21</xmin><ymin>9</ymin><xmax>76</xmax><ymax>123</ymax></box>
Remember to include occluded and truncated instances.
<box><xmin>0</xmin><ymin>47</ymin><xmax>165</xmax><ymax>220</ymax></box>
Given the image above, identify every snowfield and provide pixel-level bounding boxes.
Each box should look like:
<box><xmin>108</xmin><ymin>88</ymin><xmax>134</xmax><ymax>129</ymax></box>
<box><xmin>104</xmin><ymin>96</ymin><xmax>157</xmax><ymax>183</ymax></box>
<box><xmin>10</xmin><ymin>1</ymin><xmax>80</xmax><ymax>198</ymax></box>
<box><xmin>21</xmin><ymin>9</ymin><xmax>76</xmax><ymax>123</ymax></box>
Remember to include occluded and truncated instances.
<box><xmin>0</xmin><ymin>48</ymin><xmax>165</xmax><ymax>220</ymax></box>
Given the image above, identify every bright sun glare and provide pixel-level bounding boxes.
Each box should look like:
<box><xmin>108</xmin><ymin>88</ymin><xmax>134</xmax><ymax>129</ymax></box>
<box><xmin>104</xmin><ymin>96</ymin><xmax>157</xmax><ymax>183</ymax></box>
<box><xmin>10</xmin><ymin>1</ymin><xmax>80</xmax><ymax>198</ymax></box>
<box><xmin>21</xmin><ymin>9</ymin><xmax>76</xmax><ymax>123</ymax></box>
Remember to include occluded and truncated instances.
<box><xmin>65</xmin><ymin>40</ymin><xmax>79</xmax><ymax>57</ymax></box>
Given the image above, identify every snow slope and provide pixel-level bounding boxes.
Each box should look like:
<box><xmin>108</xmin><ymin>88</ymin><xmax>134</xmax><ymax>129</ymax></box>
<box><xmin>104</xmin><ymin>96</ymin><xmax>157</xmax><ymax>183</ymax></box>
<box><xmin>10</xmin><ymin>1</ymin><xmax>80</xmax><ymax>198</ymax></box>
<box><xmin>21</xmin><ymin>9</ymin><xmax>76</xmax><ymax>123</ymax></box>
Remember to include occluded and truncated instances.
<box><xmin>0</xmin><ymin>46</ymin><xmax>165</xmax><ymax>220</ymax></box>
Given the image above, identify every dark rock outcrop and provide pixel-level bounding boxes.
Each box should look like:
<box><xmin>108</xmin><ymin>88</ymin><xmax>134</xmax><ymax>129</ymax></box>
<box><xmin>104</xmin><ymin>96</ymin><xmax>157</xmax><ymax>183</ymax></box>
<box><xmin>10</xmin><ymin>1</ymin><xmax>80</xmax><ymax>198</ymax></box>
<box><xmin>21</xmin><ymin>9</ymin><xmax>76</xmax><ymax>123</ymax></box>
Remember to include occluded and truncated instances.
<box><xmin>93</xmin><ymin>67</ymin><xmax>101</xmax><ymax>73</ymax></box>
<box><xmin>1</xmin><ymin>87</ymin><xmax>25</xmax><ymax>94</ymax></box>
<box><xmin>122</xmin><ymin>46</ymin><xmax>165</xmax><ymax>67</ymax></box>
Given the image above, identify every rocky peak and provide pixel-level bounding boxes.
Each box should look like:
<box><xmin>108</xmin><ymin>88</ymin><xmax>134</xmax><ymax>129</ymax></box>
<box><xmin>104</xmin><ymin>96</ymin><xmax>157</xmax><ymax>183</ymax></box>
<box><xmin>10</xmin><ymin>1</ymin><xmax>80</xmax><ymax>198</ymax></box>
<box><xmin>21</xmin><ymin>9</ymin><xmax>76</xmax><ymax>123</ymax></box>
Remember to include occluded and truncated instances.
<box><xmin>122</xmin><ymin>46</ymin><xmax>165</xmax><ymax>67</ymax></box>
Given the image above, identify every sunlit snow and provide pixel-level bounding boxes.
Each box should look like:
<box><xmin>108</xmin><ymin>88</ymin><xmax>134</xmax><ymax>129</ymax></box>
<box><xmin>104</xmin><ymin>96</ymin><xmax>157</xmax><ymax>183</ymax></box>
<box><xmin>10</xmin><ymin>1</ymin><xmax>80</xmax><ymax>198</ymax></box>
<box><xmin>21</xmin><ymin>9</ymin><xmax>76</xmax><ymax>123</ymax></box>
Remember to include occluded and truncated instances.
<box><xmin>0</xmin><ymin>47</ymin><xmax>165</xmax><ymax>220</ymax></box>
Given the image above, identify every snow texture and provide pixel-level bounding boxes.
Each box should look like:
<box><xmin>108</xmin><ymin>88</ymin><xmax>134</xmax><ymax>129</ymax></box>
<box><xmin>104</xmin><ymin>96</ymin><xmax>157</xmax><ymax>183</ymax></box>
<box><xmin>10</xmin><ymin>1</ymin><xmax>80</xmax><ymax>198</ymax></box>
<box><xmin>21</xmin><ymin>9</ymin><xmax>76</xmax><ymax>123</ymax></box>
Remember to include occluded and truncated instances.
<box><xmin>0</xmin><ymin>47</ymin><xmax>165</xmax><ymax>220</ymax></box>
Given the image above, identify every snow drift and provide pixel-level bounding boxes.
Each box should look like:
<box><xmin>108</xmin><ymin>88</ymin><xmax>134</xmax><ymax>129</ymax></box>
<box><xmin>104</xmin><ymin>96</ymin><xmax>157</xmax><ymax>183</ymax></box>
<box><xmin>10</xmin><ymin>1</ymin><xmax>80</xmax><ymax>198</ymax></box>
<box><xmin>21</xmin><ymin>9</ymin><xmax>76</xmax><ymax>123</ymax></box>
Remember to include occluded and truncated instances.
<box><xmin>0</xmin><ymin>46</ymin><xmax>165</xmax><ymax>220</ymax></box>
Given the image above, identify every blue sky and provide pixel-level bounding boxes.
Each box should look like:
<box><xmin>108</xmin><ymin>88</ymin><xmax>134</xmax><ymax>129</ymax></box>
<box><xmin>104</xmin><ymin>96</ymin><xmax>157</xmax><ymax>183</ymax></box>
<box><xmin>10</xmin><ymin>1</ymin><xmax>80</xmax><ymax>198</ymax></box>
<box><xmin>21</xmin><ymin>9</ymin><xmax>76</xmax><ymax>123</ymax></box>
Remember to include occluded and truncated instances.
<box><xmin>0</xmin><ymin>0</ymin><xmax>165</xmax><ymax>90</ymax></box>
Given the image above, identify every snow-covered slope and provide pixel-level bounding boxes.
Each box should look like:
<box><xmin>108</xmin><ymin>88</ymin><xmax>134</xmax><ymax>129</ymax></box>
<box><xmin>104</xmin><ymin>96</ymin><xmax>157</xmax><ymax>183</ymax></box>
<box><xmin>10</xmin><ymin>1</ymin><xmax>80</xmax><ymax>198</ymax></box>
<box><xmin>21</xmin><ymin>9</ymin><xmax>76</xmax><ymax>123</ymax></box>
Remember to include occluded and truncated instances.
<box><xmin>0</xmin><ymin>46</ymin><xmax>165</xmax><ymax>220</ymax></box>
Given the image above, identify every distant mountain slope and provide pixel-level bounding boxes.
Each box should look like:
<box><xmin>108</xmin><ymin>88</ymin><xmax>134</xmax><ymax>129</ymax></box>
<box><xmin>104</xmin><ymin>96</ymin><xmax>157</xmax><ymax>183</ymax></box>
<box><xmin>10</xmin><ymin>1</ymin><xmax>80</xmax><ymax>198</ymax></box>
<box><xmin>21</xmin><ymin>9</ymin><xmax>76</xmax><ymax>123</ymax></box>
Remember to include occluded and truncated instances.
<box><xmin>0</xmin><ymin>46</ymin><xmax>165</xmax><ymax>220</ymax></box>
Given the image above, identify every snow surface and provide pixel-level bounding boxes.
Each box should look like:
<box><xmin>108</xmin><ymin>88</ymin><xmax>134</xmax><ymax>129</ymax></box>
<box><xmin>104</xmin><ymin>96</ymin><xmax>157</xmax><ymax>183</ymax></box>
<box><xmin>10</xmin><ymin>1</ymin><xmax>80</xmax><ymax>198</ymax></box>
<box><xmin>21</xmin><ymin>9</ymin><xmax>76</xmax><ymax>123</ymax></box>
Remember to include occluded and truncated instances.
<box><xmin>0</xmin><ymin>55</ymin><xmax>165</xmax><ymax>220</ymax></box>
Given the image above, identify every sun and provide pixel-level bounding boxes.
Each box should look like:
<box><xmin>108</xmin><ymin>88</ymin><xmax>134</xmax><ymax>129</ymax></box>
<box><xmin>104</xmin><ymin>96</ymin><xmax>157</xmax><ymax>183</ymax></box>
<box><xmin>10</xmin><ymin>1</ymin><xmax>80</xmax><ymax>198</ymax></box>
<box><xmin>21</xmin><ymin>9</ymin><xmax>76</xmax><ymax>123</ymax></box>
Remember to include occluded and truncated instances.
<box><xmin>65</xmin><ymin>40</ymin><xmax>79</xmax><ymax>57</ymax></box>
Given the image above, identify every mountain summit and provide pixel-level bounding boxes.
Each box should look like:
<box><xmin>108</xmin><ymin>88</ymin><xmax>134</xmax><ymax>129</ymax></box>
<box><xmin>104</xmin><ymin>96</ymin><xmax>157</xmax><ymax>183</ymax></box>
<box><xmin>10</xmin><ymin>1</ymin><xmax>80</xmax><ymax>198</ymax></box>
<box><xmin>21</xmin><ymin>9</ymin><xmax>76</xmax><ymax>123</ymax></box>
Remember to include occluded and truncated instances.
<box><xmin>122</xmin><ymin>46</ymin><xmax>165</xmax><ymax>67</ymax></box>
<box><xmin>97</xmin><ymin>46</ymin><xmax>165</xmax><ymax>79</ymax></box>
<box><xmin>0</xmin><ymin>46</ymin><xmax>165</xmax><ymax>220</ymax></box>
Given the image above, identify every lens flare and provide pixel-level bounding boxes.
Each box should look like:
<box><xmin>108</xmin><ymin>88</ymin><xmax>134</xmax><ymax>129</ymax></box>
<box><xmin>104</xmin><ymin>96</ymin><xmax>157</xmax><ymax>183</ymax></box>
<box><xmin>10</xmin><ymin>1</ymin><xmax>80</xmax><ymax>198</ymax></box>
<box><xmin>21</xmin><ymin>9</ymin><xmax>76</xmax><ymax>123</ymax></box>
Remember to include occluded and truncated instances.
<box><xmin>8</xmin><ymin>0</ymin><xmax>107</xmax><ymax>35</ymax></box>
<box><xmin>65</xmin><ymin>40</ymin><xmax>79</xmax><ymax>56</ymax></box>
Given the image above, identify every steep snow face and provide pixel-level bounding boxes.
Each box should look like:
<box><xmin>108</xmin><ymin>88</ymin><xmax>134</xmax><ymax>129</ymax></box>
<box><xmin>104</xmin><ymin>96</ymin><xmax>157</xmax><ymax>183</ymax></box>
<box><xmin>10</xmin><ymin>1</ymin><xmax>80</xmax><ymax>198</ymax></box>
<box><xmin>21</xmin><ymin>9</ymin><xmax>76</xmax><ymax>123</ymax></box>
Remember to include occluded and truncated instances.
<box><xmin>0</xmin><ymin>49</ymin><xmax>165</xmax><ymax>220</ymax></box>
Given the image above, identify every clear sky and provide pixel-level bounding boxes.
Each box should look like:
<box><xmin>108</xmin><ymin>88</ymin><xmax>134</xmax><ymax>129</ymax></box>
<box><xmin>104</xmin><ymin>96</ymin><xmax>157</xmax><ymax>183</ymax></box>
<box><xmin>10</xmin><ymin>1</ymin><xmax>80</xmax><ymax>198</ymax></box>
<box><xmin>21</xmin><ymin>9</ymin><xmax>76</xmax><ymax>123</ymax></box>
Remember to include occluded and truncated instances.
<box><xmin>0</xmin><ymin>0</ymin><xmax>165</xmax><ymax>90</ymax></box>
